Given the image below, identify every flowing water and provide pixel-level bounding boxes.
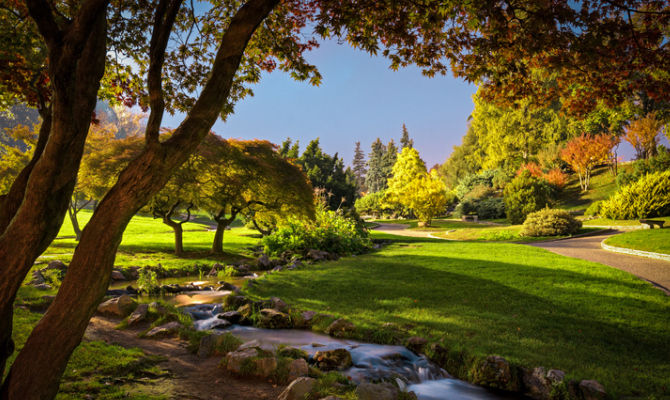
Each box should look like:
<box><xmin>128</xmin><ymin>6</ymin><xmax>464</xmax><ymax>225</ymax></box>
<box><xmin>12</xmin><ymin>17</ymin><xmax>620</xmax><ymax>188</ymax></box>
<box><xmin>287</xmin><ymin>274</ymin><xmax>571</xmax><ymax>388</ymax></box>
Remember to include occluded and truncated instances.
<box><xmin>183</xmin><ymin>303</ymin><xmax>520</xmax><ymax>400</ymax></box>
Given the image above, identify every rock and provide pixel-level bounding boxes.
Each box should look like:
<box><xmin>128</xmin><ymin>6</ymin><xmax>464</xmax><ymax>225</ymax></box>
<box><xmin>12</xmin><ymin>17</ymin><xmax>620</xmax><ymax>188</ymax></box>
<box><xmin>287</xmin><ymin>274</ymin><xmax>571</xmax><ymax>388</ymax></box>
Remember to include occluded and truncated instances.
<box><xmin>225</xmin><ymin>295</ymin><xmax>249</xmax><ymax>310</ymax></box>
<box><xmin>258</xmin><ymin>308</ymin><xmax>292</xmax><ymax>329</ymax></box>
<box><xmin>237</xmin><ymin>303</ymin><xmax>254</xmax><ymax>324</ymax></box>
<box><xmin>254</xmin><ymin>356</ymin><xmax>278</xmax><ymax>378</ymax></box>
<box><xmin>149</xmin><ymin>301</ymin><xmax>168</xmax><ymax>316</ymax></box>
<box><xmin>33</xmin><ymin>283</ymin><xmax>52</xmax><ymax>291</ymax></box>
<box><xmin>126</xmin><ymin>266</ymin><xmax>140</xmax><ymax>279</ymax></box>
<box><xmin>325</xmin><ymin>318</ymin><xmax>355</xmax><ymax>338</ymax></box>
<box><xmin>306</xmin><ymin>249</ymin><xmax>330</xmax><ymax>261</ymax></box>
<box><xmin>217</xmin><ymin>310</ymin><xmax>242</xmax><ymax>324</ymax></box>
<box><xmin>257</xmin><ymin>254</ymin><xmax>272</xmax><ymax>269</ymax></box>
<box><xmin>287</xmin><ymin>358</ymin><xmax>309</xmax><ymax>381</ymax></box>
<box><xmin>292</xmin><ymin>310</ymin><xmax>316</xmax><ymax>329</ymax></box>
<box><xmin>278</xmin><ymin>347</ymin><xmax>309</xmax><ymax>360</ymax></box>
<box><xmin>313</xmin><ymin>348</ymin><xmax>352</xmax><ymax>371</ymax></box>
<box><xmin>97</xmin><ymin>295</ymin><xmax>137</xmax><ymax>317</ymax></box>
<box><xmin>210</xmin><ymin>319</ymin><xmax>232</xmax><ymax>330</ymax></box>
<box><xmin>125</xmin><ymin>285</ymin><xmax>138</xmax><ymax>295</ymax></box>
<box><xmin>209</xmin><ymin>263</ymin><xmax>224</xmax><ymax>276</ymax></box>
<box><xmin>473</xmin><ymin>355</ymin><xmax>520</xmax><ymax>391</ymax></box>
<box><xmin>216</xmin><ymin>282</ymin><xmax>238</xmax><ymax>291</ymax></box>
<box><xmin>197</xmin><ymin>334</ymin><xmax>218</xmax><ymax>358</ymax></box>
<box><xmin>355</xmin><ymin>382</ymin><xmax>399</xmax><ymax>400</ymax></box>
<box><xmin>278</xmin><ymin>377</ymin><xmax>316</xmax><ymax>400</ymax></box>
<box><xmin>46</xmin><ymin>260</ymin><xmax>67</xmax><ymax>270</ymax></box>
<box><xmin>145</xmin><ymin>321</ymin><xmax>181</xmax><ymax>338</ymax></box>
<box><xmin>30</xmin><ymin>270</ymin><xmax>46</xmax><ymax>285</ymax></box>
<box><xmin>579</xmin><ymin>380</ymin><xmax>606</xmax><ymax>400</ymax></box>
<box><xmin>270</xmin><ymin>297</ymin><xmax>289</xmax><ymax>312</ymax></box>
<box><xmin>547</xmin><ymin>369</ymin><xmax>565</xmax><ymax>383</ymax></box>
<box><xmin>111</xmin><ymin>269</ymin><xmax>126</xmax><ymax>281</ymax></box>
<box><xmin>238</xmin><ymin>340</ymin><xmax>262</xmax><ymax>351</ymax></box>
<box><xmin>226</xmin><ymin>347</ymin><xmax>259</xmax><ymax>374</ymax></box>
<box><xmin>271</xmin><ymin>266</ymin><xmax>285</xmax><ymax>272</ymax></box>
<box><xmin>406</xmin><ymin>336</ymin><xmax>428</xmax><ymax>354</ymax></box>
<box><xmin>127</xmin><ymin>303</ymin><xmax>149</xmax><ymax>326</ymax></box>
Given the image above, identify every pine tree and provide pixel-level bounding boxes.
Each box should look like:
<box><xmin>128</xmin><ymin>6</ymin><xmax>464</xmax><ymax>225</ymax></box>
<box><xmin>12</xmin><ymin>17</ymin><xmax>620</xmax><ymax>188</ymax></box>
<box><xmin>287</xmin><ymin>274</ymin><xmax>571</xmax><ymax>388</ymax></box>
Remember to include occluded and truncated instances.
<box><xmin>382</xmin><ymin>139</ymin><xmax>398</xmax><ymax>183</ymax></box>
<box><xmin>365</xmin><ymin>138</ymin><xmax>387</xmax><ymax>193</ymax></box>
<box><xmin>400</xmin><ymin>124</ymin><xmax>414</xmax><ymax>149</ymax></box>
<box><xmin>352</xmin><ymin>141</ymin><xmax>367</xmax><ymax>192</ymax></box>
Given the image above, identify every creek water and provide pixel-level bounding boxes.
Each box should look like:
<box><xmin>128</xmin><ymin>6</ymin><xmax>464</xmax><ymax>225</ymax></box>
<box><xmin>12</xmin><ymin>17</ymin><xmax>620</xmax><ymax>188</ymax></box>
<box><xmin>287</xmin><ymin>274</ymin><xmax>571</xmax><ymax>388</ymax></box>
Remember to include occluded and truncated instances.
<box><xmin>183</xmin><ymin>303</ymin><xmax>518</xmax><ymax>400</ymax></box>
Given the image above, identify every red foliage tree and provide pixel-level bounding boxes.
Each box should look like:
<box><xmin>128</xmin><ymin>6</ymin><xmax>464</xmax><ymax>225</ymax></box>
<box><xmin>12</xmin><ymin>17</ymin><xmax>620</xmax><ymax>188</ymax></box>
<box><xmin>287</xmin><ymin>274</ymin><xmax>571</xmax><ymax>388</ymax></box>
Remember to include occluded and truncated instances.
<box><xmin>560</xmin><ymin>134</ymin><xmax>617</xmax><ymax>191</ymax></box>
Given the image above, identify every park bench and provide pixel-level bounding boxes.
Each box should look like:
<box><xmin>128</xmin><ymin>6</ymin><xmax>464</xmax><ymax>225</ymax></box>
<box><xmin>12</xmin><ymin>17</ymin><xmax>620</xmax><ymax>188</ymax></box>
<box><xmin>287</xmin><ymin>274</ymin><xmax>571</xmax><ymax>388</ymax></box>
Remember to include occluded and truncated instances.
<box><xmin>639</xmin><ymin>219</ymin><xmax>665</xmax><ymax>229</ymax></box>
<box><xmin>462</xmin><ymin>215</ymin><xmax>478</xmax><ymax>222</ymax></box>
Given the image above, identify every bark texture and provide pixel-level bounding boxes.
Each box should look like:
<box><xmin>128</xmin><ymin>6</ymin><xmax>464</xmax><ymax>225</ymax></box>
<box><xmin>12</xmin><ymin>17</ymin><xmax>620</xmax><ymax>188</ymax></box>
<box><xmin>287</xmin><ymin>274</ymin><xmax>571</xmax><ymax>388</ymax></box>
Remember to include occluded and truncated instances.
<box><xmin>0</xmin><ymin>1</ymin><xmax>278</xmax><ymax>398</ymax></box>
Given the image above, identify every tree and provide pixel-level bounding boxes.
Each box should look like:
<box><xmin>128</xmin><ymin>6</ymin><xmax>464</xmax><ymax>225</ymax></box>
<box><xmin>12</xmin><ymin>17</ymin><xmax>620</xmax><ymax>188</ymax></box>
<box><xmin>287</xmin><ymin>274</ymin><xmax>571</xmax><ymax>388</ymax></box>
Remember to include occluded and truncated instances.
<box><xmin>2</xmin><ymin>1</ymin><xmax>669</xmax><ymax>397</ymax></box>
<box><xmin>503</xmin><ymin>171</ymin><xmax>553</xmax><ymax>224</ymax></box>
<box><xmin>624</xmin><ymin>113</ymin><xmax>664</xmax><ymax>160</ymax></box>
<box><xmin>400</xmin><ymin>124</ymin><xmax>413</xmax><ymax>149</ymax></box>
<box><xmin>198</xmin><ymin>135</ymin><xmax>313</xmax><ymax>254</ymax></box>
<box><xmin>279</xmin><ymin>138</ymin><xmax>300</xmax><ymax>159</ymax></box>
<box><xmin>560</xmin><ymin>133</ymin><xmax>617</xmax><ymax>191</ymax></box>
<box><xmin>365</xmin><ymin>138</ymin><xmax>387</xmax><ymax>193</ymax></box>
<box><xmin>352</xmin><ymin>141</ymin><xmax>367</xmax><ymax>193</ymax></box>
<box><xmin>0</xmin><ymin>124</ymin><xmax>36</xmax><ymax>196</ymax></box>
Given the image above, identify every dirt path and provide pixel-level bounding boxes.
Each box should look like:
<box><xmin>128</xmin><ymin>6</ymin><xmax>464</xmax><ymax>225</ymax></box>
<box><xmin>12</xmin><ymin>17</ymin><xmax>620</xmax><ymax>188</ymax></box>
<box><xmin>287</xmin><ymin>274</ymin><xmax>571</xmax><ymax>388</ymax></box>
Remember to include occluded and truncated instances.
<box><xmin>373</xmin><ymin>223</ymin><xmax>445</xmax><ymax>238</ymax></box>
<box><xmin>528</xmin><ymin>231</ymin><xmax>670</xmax><ymax>294</ymax></box>
<box><xmin>84</xmin><ymin>317</ymin><xmax>285</xmax><ymax>400</ymax></box>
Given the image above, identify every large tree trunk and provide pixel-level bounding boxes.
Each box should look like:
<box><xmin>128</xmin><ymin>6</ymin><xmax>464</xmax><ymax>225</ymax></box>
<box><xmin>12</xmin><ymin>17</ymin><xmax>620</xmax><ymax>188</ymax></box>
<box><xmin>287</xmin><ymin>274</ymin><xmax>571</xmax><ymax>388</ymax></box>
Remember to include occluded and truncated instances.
<box><xmin>0</xmin><ymin>2</ymin><xmax>277</xmax><ymax>398</ymax></box>
<box><xmin>164</xmin><ymin>217</ymin><xmax>184</xmax><ymax>256</ymax></box>
<box><xmin>0</xmin><ymin>2</ymin><xmax>108</xmax><ymax>378</ymax></box>
<box><xmin>212</xmin><ymin>221</ymin><xmax>226</xmax><ymax>254</ymax></box>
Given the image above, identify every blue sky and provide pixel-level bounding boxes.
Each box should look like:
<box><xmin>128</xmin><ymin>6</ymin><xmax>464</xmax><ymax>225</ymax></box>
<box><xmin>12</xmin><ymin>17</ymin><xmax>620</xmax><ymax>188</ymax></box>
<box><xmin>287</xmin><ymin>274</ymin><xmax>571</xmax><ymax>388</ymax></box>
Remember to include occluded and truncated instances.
<box><xmin>163</xmin><ymin>39</ymin><xmax>477</xmax><ymax>168</ymax></box>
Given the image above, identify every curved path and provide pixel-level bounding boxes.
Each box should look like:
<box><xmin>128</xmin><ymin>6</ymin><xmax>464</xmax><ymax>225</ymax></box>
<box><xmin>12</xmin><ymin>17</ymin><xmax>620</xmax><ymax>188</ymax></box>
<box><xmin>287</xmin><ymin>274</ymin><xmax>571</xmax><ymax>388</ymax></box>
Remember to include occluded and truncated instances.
<box><xmin>529</xmin><ymin>231</ymin><xmax>670</xmax><ymax>295</ymax></box>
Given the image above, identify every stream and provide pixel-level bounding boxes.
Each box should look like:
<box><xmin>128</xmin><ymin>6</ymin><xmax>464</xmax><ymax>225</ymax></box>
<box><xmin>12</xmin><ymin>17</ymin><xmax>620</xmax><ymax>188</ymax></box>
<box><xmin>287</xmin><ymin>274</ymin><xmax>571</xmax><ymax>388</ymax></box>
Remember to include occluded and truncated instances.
<box><xmin>183</xmin><ymin>302</ymin><xmax>520</xmax><ymax>400</ymax></box>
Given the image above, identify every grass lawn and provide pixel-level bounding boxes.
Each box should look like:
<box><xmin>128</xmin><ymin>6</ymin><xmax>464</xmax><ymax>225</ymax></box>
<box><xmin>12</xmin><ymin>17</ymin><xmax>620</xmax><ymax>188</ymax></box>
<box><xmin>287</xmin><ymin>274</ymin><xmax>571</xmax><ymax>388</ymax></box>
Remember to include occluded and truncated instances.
<box><xmin>558</xmin><ymin>165</ymin><xmax>625</xmax><ymax>213</ymax></box>
<box><xmin>41</xmin><ymin>210</ymin><xmax>257</xmax><ymax>269</ymax></box>
<box><xmin>604</xmin><ymin>229</ymin><xmax>670</xmax><ymax>255</ymax></box>
<box><xmin>583</xmin><ymin>216</ymin><xmax>670</xmax><ymax>227</ymax></box>
<box><xmin>248</xmin><ymin>234</ymin><xmax>670</xmax><ymax>397</ymax></box>
<box><xmin>435</xmin><ymin>225</ymin><xmax>602</xmax><ymax>242</ymax></box>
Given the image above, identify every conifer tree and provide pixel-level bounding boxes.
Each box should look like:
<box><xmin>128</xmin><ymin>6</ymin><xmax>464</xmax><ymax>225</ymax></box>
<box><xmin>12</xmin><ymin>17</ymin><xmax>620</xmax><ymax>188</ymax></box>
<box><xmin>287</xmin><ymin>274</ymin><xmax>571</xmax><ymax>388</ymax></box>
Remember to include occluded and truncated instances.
<box><xmin>365</xmin><ymin>138</ymin><xmax>387</xmax><ymax>193</ymax></box>
<box><xmin>382</xmin><ymin>139</ymin><xmax>398</xmax><ymax>184</ymax></box>
<box><xmin>400</xmin><ymin>124</ymin><xmax>414</xmax><ymax>149</ymax></box>
<box><xmin>352</xmin><ymin>141</ymin><xmax>367</xmax><ymax>192</ymax></box>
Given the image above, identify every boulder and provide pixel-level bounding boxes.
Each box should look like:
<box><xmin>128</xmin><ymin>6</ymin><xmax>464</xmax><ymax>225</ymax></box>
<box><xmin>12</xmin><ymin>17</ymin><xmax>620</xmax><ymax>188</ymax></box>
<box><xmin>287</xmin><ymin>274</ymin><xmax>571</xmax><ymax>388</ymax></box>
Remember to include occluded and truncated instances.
<box><xmin>355</xmin><ymin>382</ymin><xmax>399</xmax><ymax>400</ymax></box>
<box><xmin>225</xmin><ymin>295</ymin><xmax>249</xmax><ymax>310</ymax></box>
<box><xmin>270</xmin><ymin>297</ymin><xmax>289</xmax><ymax>313</ymax></box>
<box><xmin>33</xmin><ymin>283</ymin><xmax>52</xmax><ymax>291</ymax></box>
<box><xmin>126</xmin><ymin>266</ymin><xmax>140</xmax><ymax>279</ymax></box>
<box><xmin>579</xmin><ymin>380</ymin><xmax>606</xmax><ymax>400</ymax></box>
<box><xmin>522</xmin><ymin>367</ymin><xmax>567</xmax><ymax>399</ymax></box>
<box><xmin>46</xmin><ymin>260</ymin><xmax>67</xmax><ymax>270</ymax></box>
<box><xmin>145</xmin><ymin>321</ymin><xmax>181</xmax><ymax>338</ymax></box>
<box><xmin>127</xmin><ymin>303</ymin><xmax>149</xmax><ymax>326</ymax></box>
<box><xmin>210</xmin><ymin>319</ymin><xmax>232</xmax><ymax>330</ymax></box>
<box><xmin>257</xmin><ymin>254</ymin><xmax>273</xmax><ymax>269</ymax></box>
<box><xmin>278</xmin><ymin>377</ymin><xmax>316</xmax><ymax>400</ymax></box>
<box><xmin>406</xmin><ymin>336</ymin><xmax>428</xmax><ymax>354</ymax></box>
<box><xmin>258</xmin><ymin>308</ymin><xmax>292</xmax><ymax>329</ymax></box>
<box><xmin>473</xmin><ymin>355</ymin><xmax>520</xmax><ymax>391</ymax></box>
<box><xmin>292</xmin><ymin>310</ymin><xmax>316</xmax><ymax>329</ymax></box>
<box><xmin>149</xmin><ymin>301</ymin><xmax>169</xmax><ymax>316</ymax></box>
<box><xmin>216</xmin><ymin>282</ymin><xmax>238</xmax><ymax>291</ymax></box>
<box><xmin>287</xmin><ymin>358</ymin><xmax>309</xmax><ymax>381</ymax></box>
<box><xmin>254</xmin><ymin>356</ymin><xmax>278</xmax><ymax>378</ymax></box>
<box><xmin>237</xmin><ymin>303</ymin><xmax>254</xmax><ymax>324</ymax></box>
<box><xmin>325</xmin><ymin>319</ymin><xmax>355</xmax><ymax>338</ymax></box>
<box><xmin>306</xmin><ymin>249</ymin><xmax>330</xmax><ymax>261</ymax></box>
<box><xmin>111</xmin><ymin>270</ymin><xmax>126</xmax><ymax>281</ymax></box>
<box><xmin>226</xmin><ymin>347</ymin><xmax>259</xmax><ymax>374</ymax></box>
<box><xmin>313</xmin><ymin>348</ymin><xmax>353</xmax><ymax>371</ymax></box>
<box><xmin>217</xmin><ymin>310</ymin><xmax>242</xmax><ymax>324</ymax></box>
<box><xmin>97</xmin><ymin>295</ymin><xmax>137</xmax><ymax>317</ymax></box>
<box><xmin>30</xmin><ymin>270</ymin><xmax>46</xmax><ymax>285</ymax></box>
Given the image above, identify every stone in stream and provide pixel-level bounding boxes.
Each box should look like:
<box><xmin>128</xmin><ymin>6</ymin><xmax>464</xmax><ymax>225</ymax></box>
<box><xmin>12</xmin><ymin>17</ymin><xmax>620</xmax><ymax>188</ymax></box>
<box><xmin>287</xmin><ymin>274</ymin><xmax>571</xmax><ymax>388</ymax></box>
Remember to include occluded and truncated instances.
<box><xmin>257</xmin><ymin>254</ymin><xmax>273</xmax><ymax>269</ymax></box>
<box><xmin>46</xmin><ymin>260</ymin><xmax>67</xmax><ymax>271</ymax></box>
<box><xmin>97</xmin><ymin>295</ymin><xmax>137</xmax><ymax>317</ymax></box>
<box><xmin>216</xmin><ymin>282</ymin><xmax>238</xmax><ymax>291</ymax></box>
<box><xmin>225</xmin><ymin>346</ymin><xmax>277</xmax><ymax>378</ymax></box>
<box><xmin>277</xmin><ymin>377</ymin><xmax>316</xmax><ymax>400</ymax></box>
<box><xmin>270</xmin><ymin>296</ymin><xmax>289</xmax><ymax>312</ymax></box>
<box><xmin>355</xmin><ymin>382</ymin><xmax>400</xmax><ymax>400</ymax></box>
<box><xmin>521</xmin><ymin>366</ymin><xmax>567</xmax><ymax>399</ymax></box>
<box><xmin>287</xmin><ymin>358</ymin><xmax>309</xmax><ymax>381</ymax></box>
<box><xmin>145</xmin><ymin>321</ymin><xmax>182</xmax><ymax>338</ymax></box>
<box><xmin>127</xmin><ymin>303</ymin><xmax>149</xmax><ymax>326</ymax></box>
<box><xmin>406</xmin><ymin>336</ymin><xmax>428</xmax><ymax>355</ymax></box>
<box><xmin>306</xmin><ymin>249</ymin><xmax>330</xmax><ymax>261</ymax></box>
<box><xmin>225</xmin><ymin>295</ymin><xmax>249</xmax><ymax>310</ymax></box>
<box><xmin>258</xmin><ymin>308</ymin><xmax>292</xmax><ymax>329</ymax></box>
<box><xmin>313</xmin><ymin>348</ymin><xmax>352</xmax><ymax>371</ymax></box>
<box><xmin>472</xmin><ymin>355</ymin><xmax>520</xmax><ymax>391</ymax></box>
<box><xmin>33</xmin><ymin>283</ymin><xmax>52</xmax><ymax>291</ymax></box>
<box><xmin>110</xmin><ymin>269</ymin><xmax>126</xmax><ymax>280</ymax></box>
<box><xmin>325</xmin><ymin>318</ymin><xmax>355</xmax><ymax>338</ymax></box>
<box><xmin>578</xmin><ymin>380</ymin><xmax>607</xmax><ymax>400</ymax></box>
<box><xmin>217</xmin><ymin>310</ymin><xmax>242</xmax><ymax>324</ymax></box>
<box><xmin>30</xmin><ymin>270</ymin><xmax>46</xmax><ymax>285</ymax></box>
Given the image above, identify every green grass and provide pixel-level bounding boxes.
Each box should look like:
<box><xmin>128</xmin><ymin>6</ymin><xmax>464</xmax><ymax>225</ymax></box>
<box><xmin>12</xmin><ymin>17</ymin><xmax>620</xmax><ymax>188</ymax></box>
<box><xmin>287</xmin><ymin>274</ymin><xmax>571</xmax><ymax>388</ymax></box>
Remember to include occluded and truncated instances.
<box><xmin>605</xmin><ymin>229</ymin><xmax>670</xmax><ymax>255</ymax></box>
<box><xmin>558</xmin><ymin>165</ymin><xmax>623</xmax><ymax>213</ymax></box>
<box><xmin>9</xmin><ymin>308</ymin><xmax>168</xmax><ymax>400</ymax></box>
<box><xmin>583</xmin><ymin>216</ymin><xmax>670</xmax><ymax>227</ymax></box>
<box><xmin>248</xmin><ymin>234</ymin><xmax>670</xmax><ymax>397</ymax></box>
<box><xmin>40</xmin><ymin>209</ymin><xmax>258</xmax><ymax>269</ymax></box>
<box><xmin>434</xmin><ymin>225</ymin><xmax>601</xmax><ymax>242</ymax></box>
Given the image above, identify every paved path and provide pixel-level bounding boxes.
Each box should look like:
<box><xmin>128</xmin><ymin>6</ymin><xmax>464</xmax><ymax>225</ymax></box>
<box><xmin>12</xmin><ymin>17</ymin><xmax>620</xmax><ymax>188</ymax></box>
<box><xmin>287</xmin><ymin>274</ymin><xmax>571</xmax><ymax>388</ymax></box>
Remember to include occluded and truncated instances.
<box><xmin>529</xmin><ymin>231</ymin><xmax>670</xmax><ymax>294</ymax></box>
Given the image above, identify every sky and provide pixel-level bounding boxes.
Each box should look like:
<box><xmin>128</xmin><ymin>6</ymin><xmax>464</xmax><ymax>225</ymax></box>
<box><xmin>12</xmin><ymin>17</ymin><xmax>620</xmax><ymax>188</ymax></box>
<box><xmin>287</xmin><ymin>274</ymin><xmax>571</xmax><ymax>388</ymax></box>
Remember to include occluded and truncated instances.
<box><xmin>162</xmin><ymin>38</ymin><xmax>478</xmax><ymax>168</ymax></box>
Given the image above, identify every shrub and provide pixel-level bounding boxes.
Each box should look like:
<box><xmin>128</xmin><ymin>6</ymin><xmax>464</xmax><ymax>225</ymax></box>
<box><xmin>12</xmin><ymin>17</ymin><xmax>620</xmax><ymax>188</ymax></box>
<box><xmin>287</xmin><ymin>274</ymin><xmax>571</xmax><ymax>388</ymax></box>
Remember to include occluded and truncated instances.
<box><xmin>476</xmin><ymin>197</ymin><xmax>505</xmax><ymax>219</ymax></box>
<box><xmin>454</xmin><ymin>170</ymin><xmax>496</xmax><ymax>200</ymax></box>
<box><xmin>503</xmin><ymin>171</ymin><xmax>553</xmax><ymax>224</ymax></box>
<box><xmin>355</xmin><ymin>191</ymin><xmax>393</xmax><ymax>218</ymax></box>
<box><xmin>137</xmin><ymin>269</ymin><xmax>159</xmax><ymax>294</ymax></box>
<box><xmin>600</xmin><ymin>171</ymin><xmax>670</xmax><ymax>219</ymax></box>
<box><xmin>521</xmin><ymin>208</ymin><xmax>582</xmax><ymax>237</ymax></box>
<box><xmin>262</xmin><ymin>204</ymin><xmax>371</xmax><ymax>256</ymax></box>
<box><xmin>584</xmin><ymin>201</ymin><xmax>603</xmax><ymax>217</ymax></box>
<box><xmin>544</xmin><ymin>168</ymin><xmax>568</xmax><ymax>190</ymax></box>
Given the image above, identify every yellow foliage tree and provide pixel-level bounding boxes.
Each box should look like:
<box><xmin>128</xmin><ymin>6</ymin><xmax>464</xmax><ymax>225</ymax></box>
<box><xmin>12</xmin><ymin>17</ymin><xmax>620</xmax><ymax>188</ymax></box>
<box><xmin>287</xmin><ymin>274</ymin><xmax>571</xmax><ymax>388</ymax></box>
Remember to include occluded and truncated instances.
<box><xmin>624</xmin><ymin>113</ymin><xmax>663</xmax><ymax>160</ymax></box>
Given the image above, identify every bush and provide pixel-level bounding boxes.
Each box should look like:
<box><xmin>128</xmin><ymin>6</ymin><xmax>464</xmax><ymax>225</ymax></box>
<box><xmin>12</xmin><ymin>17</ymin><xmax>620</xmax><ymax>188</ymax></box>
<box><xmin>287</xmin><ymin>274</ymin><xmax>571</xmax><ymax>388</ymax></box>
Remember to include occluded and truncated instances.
<box><xmin>354</xmin><ymin>191</ymin><xmax>393</xmax><ymax>218</ymax></box>
<box><xmin>616</xmin><ymin>146</ymin><xmax>670</xmax><ymax>188</ymax></box>
<box><xmin>584</xmin><ymin>201</ymin><xmax>603</xmax><ymax>217</ymax></box>
<box><xmin>137</xmin><ymin>269</ymin><xmax>159</xmax><ymax>294</ymax></box>
<box><xmin>262</xmin><ymin>204</ymin><xmax>371</xmax><ymax>256</ymax></box>
<box><xmin>521</xmin><ymin>208</ymin><xmax>582</xmax><ymax>237</ymax></box>
<box><xmin>454</xmin><ymin>197</ymin><xmax>505</xmax><ymax>220</ymax></box>
<box><xmin>600</xmin><ymin>171</ymin><xmax>670</xmax><ymax>219</ymax></box>
<box><xmin>503</xmin><ymin>171</ymin><xmax>553</xmax><ymax>224</ymax></box>
<box><xmin>454</xmin><ymin>170</ymin><xmax>496</xmax><ymax>200</ymax></box>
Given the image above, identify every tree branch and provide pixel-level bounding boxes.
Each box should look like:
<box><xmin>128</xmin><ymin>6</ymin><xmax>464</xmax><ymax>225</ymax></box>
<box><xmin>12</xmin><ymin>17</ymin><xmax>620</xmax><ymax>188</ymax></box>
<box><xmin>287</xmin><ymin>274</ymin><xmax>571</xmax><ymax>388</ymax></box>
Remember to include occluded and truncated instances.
<box><xmin>146</xmin><ymin>0</ymin><xmax>184</xmax><ymax>145</ymax></box>
<box><xmin>24</xmin><ymin>0</ymin><xmax>61</xmax><ymax>47</ymax></box>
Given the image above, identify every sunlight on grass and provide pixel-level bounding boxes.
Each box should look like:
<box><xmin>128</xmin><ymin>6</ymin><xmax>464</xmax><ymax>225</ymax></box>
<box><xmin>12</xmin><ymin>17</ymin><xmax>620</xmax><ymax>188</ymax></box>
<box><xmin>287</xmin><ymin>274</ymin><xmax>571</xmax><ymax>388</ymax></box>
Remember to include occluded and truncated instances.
<box><xmin>605</xmin><ymin>229</ymin><xmax>670</xmax><ymax>254</ymax></box>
